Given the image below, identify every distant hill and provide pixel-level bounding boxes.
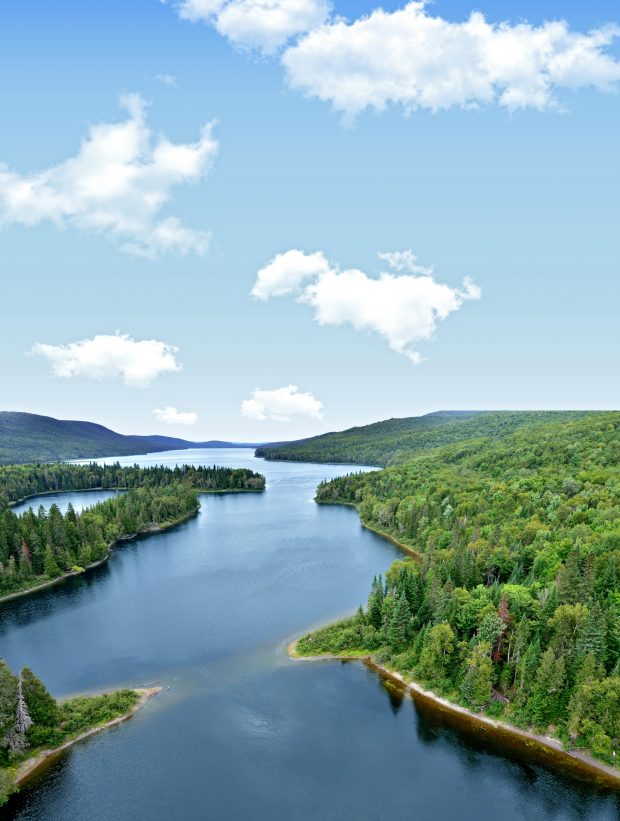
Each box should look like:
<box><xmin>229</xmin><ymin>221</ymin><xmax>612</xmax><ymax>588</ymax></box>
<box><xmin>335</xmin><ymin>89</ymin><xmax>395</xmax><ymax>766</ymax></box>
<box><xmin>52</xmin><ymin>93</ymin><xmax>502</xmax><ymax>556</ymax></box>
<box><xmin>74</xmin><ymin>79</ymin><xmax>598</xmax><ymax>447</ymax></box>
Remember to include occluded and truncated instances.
<box><xmin>255</xmin><ymin>410</ymin><xmax>597</xmax><ymax>467</ymax></box>
<box><xmin>0</xmin><ymin>412</ymin><xmax>269</xmax><ymax>465</ymax></box>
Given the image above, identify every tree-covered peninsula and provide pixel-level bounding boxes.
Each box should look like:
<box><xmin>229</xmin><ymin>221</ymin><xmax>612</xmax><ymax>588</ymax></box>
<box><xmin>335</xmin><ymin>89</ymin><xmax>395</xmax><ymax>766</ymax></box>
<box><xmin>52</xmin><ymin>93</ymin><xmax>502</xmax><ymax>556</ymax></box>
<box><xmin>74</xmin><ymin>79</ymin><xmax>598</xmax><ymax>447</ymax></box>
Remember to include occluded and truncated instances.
<box><xmin>0</xmin><ymin>660</ymin><xmax>148</xmax><ymax>806</ymax></box>
<box><xmin>0</xmin><ymin>461</ymin><xmax>265</xmax><ymax>508</ymax></box>
<box><xmin>0</xmin><ymin>462</ymin><xmax>266</xmax><ymax>598</ymax></box>
<box><xmin>297</xmin><ymin>412</ymin><xmax>620</xmax><ymax>771</ymax></box>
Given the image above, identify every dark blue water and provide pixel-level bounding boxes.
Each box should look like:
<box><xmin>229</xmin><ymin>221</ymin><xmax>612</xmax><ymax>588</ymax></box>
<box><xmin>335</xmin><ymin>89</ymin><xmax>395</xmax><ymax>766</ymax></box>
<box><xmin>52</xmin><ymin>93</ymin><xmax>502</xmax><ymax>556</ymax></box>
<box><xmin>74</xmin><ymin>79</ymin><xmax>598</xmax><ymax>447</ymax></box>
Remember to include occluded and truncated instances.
<box><xmin>1</xmin><ymin>450</ymin><xmax>618</xmax><ymax>820</ymax></box>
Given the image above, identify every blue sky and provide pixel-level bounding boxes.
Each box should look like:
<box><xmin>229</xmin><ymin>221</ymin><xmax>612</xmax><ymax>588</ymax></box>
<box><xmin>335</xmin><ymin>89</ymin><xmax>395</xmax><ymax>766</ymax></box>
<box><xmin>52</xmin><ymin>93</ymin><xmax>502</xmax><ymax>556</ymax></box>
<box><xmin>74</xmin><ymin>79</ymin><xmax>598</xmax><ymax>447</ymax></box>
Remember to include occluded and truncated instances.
<box><xmin>0</xmin><ymin>0</ymin><xmax>618</xmax><ymax>440</ymax></box>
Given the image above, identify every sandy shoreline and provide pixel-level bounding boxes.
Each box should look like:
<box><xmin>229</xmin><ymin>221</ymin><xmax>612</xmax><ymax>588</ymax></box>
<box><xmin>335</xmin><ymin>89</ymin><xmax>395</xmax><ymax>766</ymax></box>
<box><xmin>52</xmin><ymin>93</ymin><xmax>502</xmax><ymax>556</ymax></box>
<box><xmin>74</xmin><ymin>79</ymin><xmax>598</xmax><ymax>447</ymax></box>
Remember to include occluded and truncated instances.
<box><xmin>14</xmin><ymin>687</ymin><xmax>162</xmax><ymax>788</ymax></box>
<box><xmin>287</xmin><ymin>639</ymin><xmax>620</xmax><ymax>789</ymax></box>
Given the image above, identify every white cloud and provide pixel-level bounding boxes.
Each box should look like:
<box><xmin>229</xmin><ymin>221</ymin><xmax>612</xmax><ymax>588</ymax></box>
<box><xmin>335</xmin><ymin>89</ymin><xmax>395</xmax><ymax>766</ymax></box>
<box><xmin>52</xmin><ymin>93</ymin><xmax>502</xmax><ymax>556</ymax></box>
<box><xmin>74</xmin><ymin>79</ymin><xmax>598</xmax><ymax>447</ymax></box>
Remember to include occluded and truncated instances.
<box><xmin>0</xmin><ymin>94</ymin><xmax>217</xmax><ymax>257</ymax></box>
<box><xmin>154</xmin><ymin>73</ymin><xmax>178</xmax><ymax>87</ymax></box>
<box><xmin>153</xmin><ymin>406</ymin><xmax>198</xmax><ymax>425</ymax></box>
<box><xmin>251</xmin><ymin>250</ymin><xmax>481</xmax><ymax>363</ymax></box>
<box><xmin>378</xmin><ymin>250</ymin><xmax>433</xmax><ymax>275</ymax></box>
<box><xmin>241</xmin><ymin>384</ymin><xmax>324</xmax><ymax>421</ymax></box>
<box><xmin>282</xmin><ymin>2</ymin><xmax>620</xmax><ymax>118</ymax></box>
<box><xmin>31</xmin><ymin>333</ymin><xmax>182</xmax><ymax>388</ymax></box>
<box><xmin>176</xmin><ymin>0</ymin><xmax>330</xmax><ymax>53</ymax></box>
<box><xmin>251</xmin><ymin>249</ymin><xmax>330</xmax><ymax>299</ymax></box>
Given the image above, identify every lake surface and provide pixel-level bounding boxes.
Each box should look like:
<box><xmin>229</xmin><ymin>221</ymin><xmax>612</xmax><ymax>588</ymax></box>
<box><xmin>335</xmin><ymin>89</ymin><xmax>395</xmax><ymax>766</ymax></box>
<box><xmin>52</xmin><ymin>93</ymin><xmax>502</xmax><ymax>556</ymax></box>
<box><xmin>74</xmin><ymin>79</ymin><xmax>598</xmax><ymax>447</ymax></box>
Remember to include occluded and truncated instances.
<box><xmin>1</xmin><ymin>449</ymin><xmax>618</xmax><ymax>820</ymax></box>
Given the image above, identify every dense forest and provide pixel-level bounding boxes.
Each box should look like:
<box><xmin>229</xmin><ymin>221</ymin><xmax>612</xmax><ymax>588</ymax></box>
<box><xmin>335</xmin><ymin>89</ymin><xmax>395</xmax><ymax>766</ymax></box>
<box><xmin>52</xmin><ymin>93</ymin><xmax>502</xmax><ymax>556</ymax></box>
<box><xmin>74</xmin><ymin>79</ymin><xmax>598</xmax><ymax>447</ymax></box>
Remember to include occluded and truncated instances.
<box><xmin>0</xmin><ymin>462</ymin><xmax>266</xmax><ymax>508</ymax></box>
<box><xmin>0</xmin><ymin>462</ymin><xmax>265</xmax><ymax>597</ymax></box>
<box><xmin>0</xmin><ymin>659</ymin><xmax>140</xmax><ymax>806</ymax></box>
<box><xmin>0</xmin><ymin>485</ymin><xmax>200</xmax><ymax>597</ymax></box>
<box><xmin>298</xmin><ymin>412</ymin><xmax>620</xmax><ymax>768</ymax></box>
<box><xmin>256</xmin><ymin>411</ymin><xmax>595</xmax><ymax>467</ymax></box>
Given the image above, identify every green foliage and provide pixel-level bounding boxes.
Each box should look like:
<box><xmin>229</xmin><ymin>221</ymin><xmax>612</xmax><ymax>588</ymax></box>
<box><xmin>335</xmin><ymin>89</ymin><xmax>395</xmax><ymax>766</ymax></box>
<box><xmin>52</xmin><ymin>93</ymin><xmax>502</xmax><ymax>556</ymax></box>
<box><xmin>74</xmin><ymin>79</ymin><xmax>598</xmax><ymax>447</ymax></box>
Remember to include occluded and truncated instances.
<box><xmin>0</xmin><ymin>462</ymin><xmax>266</xmax><ymax>598</ymax></box>
<box><xmin>0</xmin><ymin>461</ymin><xmax>265</xmax><ymax>508</ymax></box>
<box><xmin>0</xmin><ymin>659</ymin><xmax>140</xmax><ymax>804</ymax></box>
<box><xmin>297</xmin><ymin>412</ymin><xmax>620</xmax><ymax>769</ymax></box>
<box><xmin>257</xmin><ymin>410</ymin><xmax>595</xmax><ymax>467</ymax></box>
<box><xmin>461</xmin><ymin>642</ymin><xmax>494</xmax><ymax>709</ymax></box>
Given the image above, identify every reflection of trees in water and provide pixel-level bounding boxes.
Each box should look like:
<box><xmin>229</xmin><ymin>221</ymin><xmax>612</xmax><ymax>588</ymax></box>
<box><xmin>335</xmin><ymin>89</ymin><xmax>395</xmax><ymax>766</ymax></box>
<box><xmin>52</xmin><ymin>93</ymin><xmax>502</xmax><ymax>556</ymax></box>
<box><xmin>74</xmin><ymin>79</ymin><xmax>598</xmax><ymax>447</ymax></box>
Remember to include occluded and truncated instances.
<box><xmin>378</xmin><ymin>677</ymin><xmax>404</xmax><ymax>715</ymax></box>
<box><xmin>0</xmin><ymin>557</ymin><xmax>114</xmax><ymax>632</ymax></box>
<box><xmin>407</xmin><ymin>688</ymin><xmax>620</xmax><ymax>814</ymax></box>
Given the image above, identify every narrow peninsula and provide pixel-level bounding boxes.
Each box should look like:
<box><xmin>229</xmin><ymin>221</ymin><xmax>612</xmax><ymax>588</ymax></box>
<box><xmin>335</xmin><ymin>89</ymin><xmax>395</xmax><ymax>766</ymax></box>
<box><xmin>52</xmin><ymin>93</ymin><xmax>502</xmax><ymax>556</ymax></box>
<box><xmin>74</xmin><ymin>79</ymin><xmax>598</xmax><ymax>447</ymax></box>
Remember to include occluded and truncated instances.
<box><xmin>0</xmin><ymin>462</ymin><xmax>265</xmax><ymax>602</ymax></box>
<box><xmin>0</xmin><ymin>661</ymin><xmax>160</xmax><ymax>807</ymax></box>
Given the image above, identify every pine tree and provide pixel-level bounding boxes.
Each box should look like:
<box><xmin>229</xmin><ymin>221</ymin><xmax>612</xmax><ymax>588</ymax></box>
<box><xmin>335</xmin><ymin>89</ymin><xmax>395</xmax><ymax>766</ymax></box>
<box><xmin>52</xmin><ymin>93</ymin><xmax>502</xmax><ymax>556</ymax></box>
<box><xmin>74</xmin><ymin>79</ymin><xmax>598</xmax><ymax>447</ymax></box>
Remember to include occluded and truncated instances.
<box><xmin>387</xmin><ymin>594</ymin><xmax>411</xmax><ymax>651</ymax></box>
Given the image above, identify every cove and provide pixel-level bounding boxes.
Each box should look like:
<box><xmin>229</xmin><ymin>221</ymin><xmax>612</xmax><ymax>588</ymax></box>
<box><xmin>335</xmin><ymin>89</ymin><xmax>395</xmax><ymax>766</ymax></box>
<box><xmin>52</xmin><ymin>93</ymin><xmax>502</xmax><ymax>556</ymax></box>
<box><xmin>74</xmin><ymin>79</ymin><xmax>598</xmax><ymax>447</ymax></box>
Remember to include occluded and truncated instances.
<box><xmin>1</xmin><ymin>449</ymin><xmax>618</xmax><ymax>820</ymax></box>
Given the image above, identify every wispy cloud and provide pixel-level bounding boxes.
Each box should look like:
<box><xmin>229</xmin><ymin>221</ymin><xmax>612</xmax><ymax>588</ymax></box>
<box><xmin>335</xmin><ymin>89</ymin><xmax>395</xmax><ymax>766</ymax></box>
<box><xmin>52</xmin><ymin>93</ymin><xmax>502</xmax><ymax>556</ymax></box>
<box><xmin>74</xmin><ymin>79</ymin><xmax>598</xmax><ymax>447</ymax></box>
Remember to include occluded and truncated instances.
<box><xmin>154</xmin><ymin>73</ymin><xmax>178</xmax><ymax>87</ymax></box>
<box><xmin>0</xmin><ymin>94</ymin><xmax>217</xmax><ymax>257</ymax></box>
<box><xmin>241</xmin><ymin>384</ymin><xmax>324</xmax><ymax>421</ymax></box>
<box><xmin>31</xmin><ymin>332</ymin><xmax>182</xmax><ymax>387</ymax></box>
<box><xmin>153</xmin><ymin>406</ymin><xmax>198</xmax><ymax>424</ymax></box>
<box><xmin>253</xmin><ymin>250</ymin><xmax>481</xmax><ymax>363</ymax></box>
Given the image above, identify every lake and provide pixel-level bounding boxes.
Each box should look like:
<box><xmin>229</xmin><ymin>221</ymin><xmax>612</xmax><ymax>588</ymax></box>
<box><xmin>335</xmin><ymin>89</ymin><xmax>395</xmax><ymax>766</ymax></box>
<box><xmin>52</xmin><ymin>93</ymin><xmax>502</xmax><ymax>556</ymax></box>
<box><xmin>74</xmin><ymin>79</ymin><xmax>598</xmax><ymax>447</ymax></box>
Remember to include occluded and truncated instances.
<box><xmin>2</xmin><ymin>449</ymin><xmax>618</xmax><ymax>820</ymax></box>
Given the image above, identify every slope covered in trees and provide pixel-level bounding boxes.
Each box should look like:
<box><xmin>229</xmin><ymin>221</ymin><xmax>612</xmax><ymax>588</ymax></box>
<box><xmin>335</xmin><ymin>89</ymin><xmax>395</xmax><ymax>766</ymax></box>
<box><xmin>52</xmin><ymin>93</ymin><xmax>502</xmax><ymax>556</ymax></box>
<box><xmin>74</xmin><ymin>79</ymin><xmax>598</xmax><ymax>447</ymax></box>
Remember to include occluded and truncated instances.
<box><xmin>299</xmin><ymin>412</ymin><xmax>620</xmax><ymax>770</ymax></box>
<box><xmin>0</xmin><ymin>411</ymin><xmax>267</xmax><ymax>465</ymax></box>
<box><xmin>0</xmin><ymin>660</ymin><xmax>140</xmax><ymax>806</ymax></box>
<box><xmin>256</xmin><ymin>410</ymin><xmax>595</xmax><ymax>467</ymax></box>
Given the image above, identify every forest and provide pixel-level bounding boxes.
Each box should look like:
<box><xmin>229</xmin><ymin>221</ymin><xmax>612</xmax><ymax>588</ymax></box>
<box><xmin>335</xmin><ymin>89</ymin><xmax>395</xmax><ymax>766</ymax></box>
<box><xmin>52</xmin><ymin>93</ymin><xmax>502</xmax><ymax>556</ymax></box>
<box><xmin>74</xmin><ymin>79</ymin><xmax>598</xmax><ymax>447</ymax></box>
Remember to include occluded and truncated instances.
<box><xmin>256</xmin><ymin>410</ymin><xmax>594</xmax><ymax>466</ymax></box>
<box><xmin>298</xmin><ymin>412</ymin><xmax>620</xmax><ymax>768</ymax></box>
<box><xmin>0</xmin><ymin>659</ymin><xmax>140</xmax><ymax>806</ymax></box>
<box><xmin>0</xmin><ymin>485</ymin><xmax>200</xmax><ymax>597</ymax></box>
<box><xmin>0</xmin><ymin>461</ymin><xmax>265</xmax><ymax>508</ymax></box>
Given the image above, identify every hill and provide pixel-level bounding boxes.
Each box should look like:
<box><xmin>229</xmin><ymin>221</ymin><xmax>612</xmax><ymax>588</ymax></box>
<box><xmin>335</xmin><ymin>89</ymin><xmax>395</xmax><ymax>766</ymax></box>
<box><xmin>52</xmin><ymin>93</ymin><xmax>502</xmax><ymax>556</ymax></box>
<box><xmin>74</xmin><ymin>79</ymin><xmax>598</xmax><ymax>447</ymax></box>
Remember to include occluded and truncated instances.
<box><xmin>255</xmin><ymin>410</ymin><xmax>596</xmax><ymax>466</ymax></box>
<box><xmin>301</xmin><ymin>411</ymin><xmax>620</xmax><ymax>770</ymax></box>
<box><xmin>0</xmin><ymin>412</ymin><xmax>267</xmax><ymax>465</ymax></box>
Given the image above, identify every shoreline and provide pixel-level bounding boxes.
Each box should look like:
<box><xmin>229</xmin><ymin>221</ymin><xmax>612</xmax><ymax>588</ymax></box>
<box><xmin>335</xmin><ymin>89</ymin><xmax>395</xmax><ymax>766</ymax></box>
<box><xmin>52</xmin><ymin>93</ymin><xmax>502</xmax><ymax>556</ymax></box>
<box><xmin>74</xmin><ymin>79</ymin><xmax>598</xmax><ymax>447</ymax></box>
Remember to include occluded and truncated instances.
<box><xmin>316</xmin><ymin>499</ymin><xmax>421</xmax><ymax>561</ymax></box>
<box><xmin>287</xmin><ymin>639</ymin><xmax>620</xmax><ymax>790</ymax></box>
<box><xmin>0</xmin><ymin>509</ymin><xmax>199</xmax><ymax>605</ymax></box>
<box><xmin>8</xmin><ymin>484</ymin><xmax>265</xmax><ymax>510</ymax></box>
<box><xmin>13</xmin><ymin>686</ymin><xmax>162</xmax><ymax>788</ymax></box>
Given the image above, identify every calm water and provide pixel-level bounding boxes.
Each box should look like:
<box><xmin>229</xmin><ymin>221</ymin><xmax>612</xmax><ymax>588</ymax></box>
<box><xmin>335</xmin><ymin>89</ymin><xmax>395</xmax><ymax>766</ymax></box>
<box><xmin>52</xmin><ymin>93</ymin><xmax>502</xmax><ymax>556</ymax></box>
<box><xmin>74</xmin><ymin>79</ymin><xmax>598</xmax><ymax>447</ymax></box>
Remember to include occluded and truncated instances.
<box><xmin>1</xmin><ymin>450</ymin><xmax>617</xmax><ymax>820</ymax></box>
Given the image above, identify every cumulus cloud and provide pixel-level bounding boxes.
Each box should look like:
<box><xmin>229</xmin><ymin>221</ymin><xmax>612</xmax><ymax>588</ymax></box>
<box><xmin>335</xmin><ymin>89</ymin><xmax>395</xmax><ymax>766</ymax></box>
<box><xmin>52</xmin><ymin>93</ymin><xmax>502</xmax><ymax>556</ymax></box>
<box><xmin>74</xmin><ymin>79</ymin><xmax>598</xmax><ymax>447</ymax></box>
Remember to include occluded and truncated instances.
<box><xmin>153</xmin><ymin>406</ymin><xmax>198</xmax><ymax>425</ymax></box>
<box><xmin>251</xmin><ymin>249</ymin><xmax>331</xmax><ymax>299</ymax></box>
<box><xmin>252</xmin><ymin>250</ymin><xmax>481</xmax><ymax>363</ymax></box>
<box><xmin>176</xmin><ymin>0</ymin><xmax>330</xmax><ymax>52</ymax></box>
<box><xmin>281</xmin><ymin>2</ymin><xmax>620</xmax><ymax>119</ymax></box>
<box><xmin>0</xmin><ymin>94</ymin><xmax>217</xmax><ymax>257</ymax></box>
<box><xmin>241</xmin><ymin>384</ymin><xmax>324</xmax><ymax>421</ymax></box>
<box><xmin>31</xmin><ymin>333</ymin><xmax>182</xmax><ymax>387</ymax></box>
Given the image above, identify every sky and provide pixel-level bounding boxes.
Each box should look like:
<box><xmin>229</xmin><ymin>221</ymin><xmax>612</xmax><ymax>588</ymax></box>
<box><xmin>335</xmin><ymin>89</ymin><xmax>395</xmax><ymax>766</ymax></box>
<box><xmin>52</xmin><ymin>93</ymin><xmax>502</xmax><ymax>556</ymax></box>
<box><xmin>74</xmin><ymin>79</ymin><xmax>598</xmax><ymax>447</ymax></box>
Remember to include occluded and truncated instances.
<box><xmin>0</xmin><ymin>0</ymin><xmax>618</xmax><ymax>441</ymax></box>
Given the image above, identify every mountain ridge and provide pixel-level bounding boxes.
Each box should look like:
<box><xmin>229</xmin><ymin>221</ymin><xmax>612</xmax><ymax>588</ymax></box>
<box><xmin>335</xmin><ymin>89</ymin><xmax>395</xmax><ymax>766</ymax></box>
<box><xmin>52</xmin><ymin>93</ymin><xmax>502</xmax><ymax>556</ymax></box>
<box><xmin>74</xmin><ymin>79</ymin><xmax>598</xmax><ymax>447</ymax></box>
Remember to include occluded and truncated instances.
<box><xmin>0</xmin><ymin>411</ymin><xmax>273</xmax><ymax>465</ymax></box>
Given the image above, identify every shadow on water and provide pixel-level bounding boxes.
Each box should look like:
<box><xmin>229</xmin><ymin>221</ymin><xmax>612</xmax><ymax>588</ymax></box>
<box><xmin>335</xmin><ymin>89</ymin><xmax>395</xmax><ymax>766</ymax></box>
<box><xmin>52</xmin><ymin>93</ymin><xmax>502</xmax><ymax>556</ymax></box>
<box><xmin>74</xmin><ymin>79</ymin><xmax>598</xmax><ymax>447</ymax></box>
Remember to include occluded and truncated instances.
<box><xmin>371</xmin><ymin>664</ymin><xmax>620</xmax><ymax>810</ymax></box>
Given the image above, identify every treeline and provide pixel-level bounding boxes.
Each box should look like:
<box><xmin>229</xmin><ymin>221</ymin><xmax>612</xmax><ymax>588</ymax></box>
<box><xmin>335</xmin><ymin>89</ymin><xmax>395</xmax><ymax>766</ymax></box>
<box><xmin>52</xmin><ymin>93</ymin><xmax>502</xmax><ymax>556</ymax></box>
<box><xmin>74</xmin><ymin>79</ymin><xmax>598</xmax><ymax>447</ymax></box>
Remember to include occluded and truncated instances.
<box><xmin>0</xmin><ymin>462</ymin><xmax>265</xmax><ymax>508</ymax></box>
<box><xmin>256</xmin><ymin>411</ymin><xmax>593</xmax><ymax>467</ymax></box>
<box><xmin>0</xmin><ymin>659</ymin><xmax>139</xmax><ymax>805</ymax></box>
<box><xmin>0</xmin><ymin>485</ymin><xmax>199</xmax><ymax>596</ymax></box>
<box><xmin>301</xmin><ymin>412</ymin><xmax>620</xmax><ymax>766</ymax></box>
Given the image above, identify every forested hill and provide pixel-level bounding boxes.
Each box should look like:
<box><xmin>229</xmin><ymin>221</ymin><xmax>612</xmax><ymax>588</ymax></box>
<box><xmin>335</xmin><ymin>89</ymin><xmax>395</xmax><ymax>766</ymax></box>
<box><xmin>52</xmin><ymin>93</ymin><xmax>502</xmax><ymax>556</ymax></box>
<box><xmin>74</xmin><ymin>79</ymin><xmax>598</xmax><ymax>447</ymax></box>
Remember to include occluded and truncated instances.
<box><xmin>301</xmin><ymin>412</ymin><xmax>620</xmax><ymax>768</ymax></box>
<box><xmin>256</xmin><ymin>410</ymin><xmax>596</xmax><ymax>467</ymax></box>
<box><xmin>0</xmin><ymin>412</ymin><xmax>267</xmax><ymax>465</ymax></box>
